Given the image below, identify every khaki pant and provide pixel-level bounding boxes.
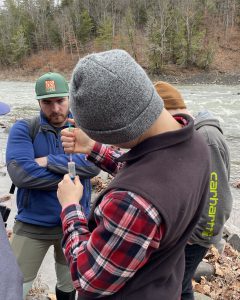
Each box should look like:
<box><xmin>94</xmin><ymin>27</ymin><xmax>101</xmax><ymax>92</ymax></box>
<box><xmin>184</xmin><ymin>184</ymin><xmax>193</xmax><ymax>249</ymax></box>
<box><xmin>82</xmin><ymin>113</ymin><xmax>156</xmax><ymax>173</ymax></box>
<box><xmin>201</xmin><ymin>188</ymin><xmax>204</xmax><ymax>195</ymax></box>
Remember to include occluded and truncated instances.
<box><xmin>10</xmin><ymin>233</ymin><xmax>74</xmax><ymax>292</ymax></box>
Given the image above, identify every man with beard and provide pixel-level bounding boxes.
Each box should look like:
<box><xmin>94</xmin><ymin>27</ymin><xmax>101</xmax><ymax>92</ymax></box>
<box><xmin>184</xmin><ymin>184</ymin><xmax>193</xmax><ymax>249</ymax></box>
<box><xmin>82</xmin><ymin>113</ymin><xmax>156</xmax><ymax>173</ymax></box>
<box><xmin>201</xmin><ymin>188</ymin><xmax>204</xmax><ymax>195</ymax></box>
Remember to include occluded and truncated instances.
<box><xmin>6</xmin><ymin>72</ymin><xmax>100</xmax><ymax>300</ymax></box>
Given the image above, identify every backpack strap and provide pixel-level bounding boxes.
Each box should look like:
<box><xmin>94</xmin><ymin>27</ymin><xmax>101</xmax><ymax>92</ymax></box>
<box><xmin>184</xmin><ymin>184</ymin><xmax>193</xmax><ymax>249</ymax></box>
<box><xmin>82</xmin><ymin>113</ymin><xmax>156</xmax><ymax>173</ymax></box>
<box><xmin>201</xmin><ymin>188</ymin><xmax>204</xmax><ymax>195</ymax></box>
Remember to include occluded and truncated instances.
<box><xmin>9</xmin><ymin>116</ymin><xmax>41</xmax><ymax>194</ymax></box>
<box><xmin>24</xmin><ymin>115</ymin><xmax>41</xmax><ymax>141</ymax></box>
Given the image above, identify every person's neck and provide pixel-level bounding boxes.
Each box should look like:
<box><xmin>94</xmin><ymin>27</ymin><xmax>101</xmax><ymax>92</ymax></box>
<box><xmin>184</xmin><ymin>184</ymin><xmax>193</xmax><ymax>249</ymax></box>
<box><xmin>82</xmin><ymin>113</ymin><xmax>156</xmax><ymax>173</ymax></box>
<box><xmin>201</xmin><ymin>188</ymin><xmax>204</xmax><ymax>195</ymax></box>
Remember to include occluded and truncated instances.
<box><xmin>115</xmin><ymin>109</ymin><xmax>185</xmax><ymax>149</ymax></box>
<box><xmin>138</xmin><ymin>108</ymin><xmax>183</xmax><ymax>143</ymax></box>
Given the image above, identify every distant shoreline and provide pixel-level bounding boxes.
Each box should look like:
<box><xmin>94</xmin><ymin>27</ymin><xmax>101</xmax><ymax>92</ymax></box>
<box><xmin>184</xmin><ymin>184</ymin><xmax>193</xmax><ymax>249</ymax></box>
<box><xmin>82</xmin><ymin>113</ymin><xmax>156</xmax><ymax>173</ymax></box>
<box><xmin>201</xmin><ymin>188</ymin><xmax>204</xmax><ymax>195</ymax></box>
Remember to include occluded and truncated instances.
<box><xmin>0</xmin><ymin>69</ymin><xmax>240</xmax><ymax>85</ymax></box>
<box><xmin>151</xmin><ymin>72</ymin><xmax>240</xmax><ymax>85</ymax></box>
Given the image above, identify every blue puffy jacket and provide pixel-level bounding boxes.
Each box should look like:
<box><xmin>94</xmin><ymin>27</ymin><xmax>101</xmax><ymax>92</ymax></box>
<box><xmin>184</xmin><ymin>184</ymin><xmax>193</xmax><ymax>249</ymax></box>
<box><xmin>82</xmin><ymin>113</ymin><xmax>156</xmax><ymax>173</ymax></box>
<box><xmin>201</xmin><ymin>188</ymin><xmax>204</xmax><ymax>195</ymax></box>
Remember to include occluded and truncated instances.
<box><xmin>6</xmin><ymin>112</ymin><xmax>100</xmax><ymax>227</ymax></box>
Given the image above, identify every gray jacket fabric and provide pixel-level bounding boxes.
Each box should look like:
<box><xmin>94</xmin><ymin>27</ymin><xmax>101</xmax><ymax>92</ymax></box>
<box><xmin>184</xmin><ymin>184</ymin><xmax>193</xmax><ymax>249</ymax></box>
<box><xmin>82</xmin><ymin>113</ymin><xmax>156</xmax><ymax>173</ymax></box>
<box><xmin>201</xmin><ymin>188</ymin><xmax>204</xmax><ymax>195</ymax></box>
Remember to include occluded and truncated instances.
<box><xmin>0</xmin><ymin>215</ymin><xmax>23</xmax><ymax>299</ymax></box>
<box><xmin>189</xmin><ymin>110</ymin><xmax>233</xmax><ymax>247</ymax></box>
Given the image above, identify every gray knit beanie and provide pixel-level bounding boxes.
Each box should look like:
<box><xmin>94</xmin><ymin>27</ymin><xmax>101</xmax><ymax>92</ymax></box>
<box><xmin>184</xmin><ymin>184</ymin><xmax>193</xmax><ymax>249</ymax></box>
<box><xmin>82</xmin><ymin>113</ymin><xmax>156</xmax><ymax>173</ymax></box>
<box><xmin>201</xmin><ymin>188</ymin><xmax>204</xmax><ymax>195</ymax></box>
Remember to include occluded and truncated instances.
<box><xmin>70</xmin><ymin>49</ymin><xmax>164</xmax><ymax>144</ymax></box>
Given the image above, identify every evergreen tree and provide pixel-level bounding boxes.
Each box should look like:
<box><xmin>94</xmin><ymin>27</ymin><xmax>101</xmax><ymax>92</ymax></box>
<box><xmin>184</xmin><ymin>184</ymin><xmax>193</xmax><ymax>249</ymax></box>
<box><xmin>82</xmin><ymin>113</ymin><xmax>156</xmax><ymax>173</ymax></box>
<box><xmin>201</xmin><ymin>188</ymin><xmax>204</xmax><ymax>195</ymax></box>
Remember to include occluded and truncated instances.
<box><xmin>95</xmin><ymin>17</ymin><xmax>113</xmax><ymax>50</ymax></box>
<box><xmin>77</xmin><ymin>9</ymin><xmax>94</xmax><ymax>46</ymax></box>
<box><xmin>10</xmin><ymin>25</ymin><xmax>29</xmax><ymax>65</ymax></box>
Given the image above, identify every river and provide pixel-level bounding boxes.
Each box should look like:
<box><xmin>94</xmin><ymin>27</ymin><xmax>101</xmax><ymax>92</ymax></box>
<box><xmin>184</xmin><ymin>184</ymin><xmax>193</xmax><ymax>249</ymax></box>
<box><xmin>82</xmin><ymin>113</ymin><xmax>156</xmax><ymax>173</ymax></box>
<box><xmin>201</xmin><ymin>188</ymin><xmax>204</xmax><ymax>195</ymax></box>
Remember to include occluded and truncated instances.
<box><xmin>0</xmin><ymin>81</ymin><xmax>240</xmax><ymax>229</ymax></box>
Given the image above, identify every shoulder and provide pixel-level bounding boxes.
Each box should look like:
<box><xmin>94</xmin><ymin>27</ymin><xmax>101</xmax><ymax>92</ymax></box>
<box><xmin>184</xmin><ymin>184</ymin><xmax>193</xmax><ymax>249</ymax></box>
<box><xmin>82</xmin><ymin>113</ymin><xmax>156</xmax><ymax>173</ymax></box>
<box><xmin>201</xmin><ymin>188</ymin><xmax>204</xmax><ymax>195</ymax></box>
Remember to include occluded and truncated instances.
<box><xmin>10</xmin><ymin>119</ymin><xmax>29</xmax><ymax>133</ymax></box>
<box><xmin>100</xmin><ymin>189</ymin><xmax>161</xmax><ymax>227</ymax></box>
<box><xmin>197</xmin><ymin>124</ymin><xmax>225</xmax><ymax>146</ymax></box>
<box><xmin>11</xmin><ymin>116</ymin><xmax>40</xmax><ymax>133</ymax></box>
<box><xmin>9</xmin><ymin>117</ymin><xmax>40</xmax><ymax>140</ymax></box>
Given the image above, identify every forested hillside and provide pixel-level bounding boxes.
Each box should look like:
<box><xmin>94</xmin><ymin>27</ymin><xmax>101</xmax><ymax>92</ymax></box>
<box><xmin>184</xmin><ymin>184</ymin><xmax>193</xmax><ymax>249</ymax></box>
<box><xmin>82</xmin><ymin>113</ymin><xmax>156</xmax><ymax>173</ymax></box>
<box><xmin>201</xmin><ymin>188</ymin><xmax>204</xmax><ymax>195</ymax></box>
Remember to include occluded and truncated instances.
<box><xmin>0</xmin><ymin>0</ymin><xmax>240</xmax><ymax>79</ymax></box>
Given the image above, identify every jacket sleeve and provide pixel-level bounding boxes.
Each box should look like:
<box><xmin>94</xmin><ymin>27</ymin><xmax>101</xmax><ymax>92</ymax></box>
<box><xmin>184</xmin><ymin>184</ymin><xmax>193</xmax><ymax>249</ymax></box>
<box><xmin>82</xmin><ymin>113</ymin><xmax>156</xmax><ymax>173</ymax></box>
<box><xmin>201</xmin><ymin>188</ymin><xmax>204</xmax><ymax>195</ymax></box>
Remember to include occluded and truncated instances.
<box><xmin>47</xmin><ymin>154</ymin><xmax>100</xmax><ymax>178</ymax></box>
<box><xmin>6</xmin><ymin>120</ymin><xmax>63</xmax><ymax>190</ymax></box>
<box><xmin>189</xmin><ymin>125</ymin><xmax>233</xmax><ymax>247</ymax></box>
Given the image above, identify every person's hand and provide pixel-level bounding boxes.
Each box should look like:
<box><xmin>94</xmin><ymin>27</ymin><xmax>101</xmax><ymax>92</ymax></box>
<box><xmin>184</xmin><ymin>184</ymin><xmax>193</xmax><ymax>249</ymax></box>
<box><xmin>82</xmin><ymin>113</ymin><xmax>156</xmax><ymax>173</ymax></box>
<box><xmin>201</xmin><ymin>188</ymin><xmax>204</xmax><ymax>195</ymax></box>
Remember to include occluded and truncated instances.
<box><xmin>61</xmin><ymin>120</ymin><xmax>95</xmax><ymax>154</ymax></box>
<box><xmin>57</xmin><ymin>174</ymin><xmax>83</xmax><ymax>210</ymax></box>
<box><xmin>35</xmin><ymin>157</ymin><xmax>47</xmax><ymax>167</ymax></box>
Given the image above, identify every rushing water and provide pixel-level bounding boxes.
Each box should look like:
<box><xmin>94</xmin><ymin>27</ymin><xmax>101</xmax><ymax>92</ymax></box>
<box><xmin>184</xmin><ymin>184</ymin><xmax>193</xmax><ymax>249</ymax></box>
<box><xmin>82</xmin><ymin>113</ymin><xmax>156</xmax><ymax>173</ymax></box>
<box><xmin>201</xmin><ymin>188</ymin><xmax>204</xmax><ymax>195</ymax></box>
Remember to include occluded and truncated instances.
<box><xmin>0</xmin><ymin>81</ymin><xmax>240</xmax><ymax>228</ymax></box>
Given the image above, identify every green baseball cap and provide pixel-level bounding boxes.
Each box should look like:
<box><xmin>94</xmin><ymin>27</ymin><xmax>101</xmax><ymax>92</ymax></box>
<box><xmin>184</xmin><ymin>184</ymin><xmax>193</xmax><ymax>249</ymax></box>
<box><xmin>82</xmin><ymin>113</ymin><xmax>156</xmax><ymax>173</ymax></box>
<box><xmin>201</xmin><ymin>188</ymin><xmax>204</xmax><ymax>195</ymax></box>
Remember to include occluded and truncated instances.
<box><xmin>35</xmin><ymin>72</ymin><xmax>69</xmax><ymax>100</ymax></box>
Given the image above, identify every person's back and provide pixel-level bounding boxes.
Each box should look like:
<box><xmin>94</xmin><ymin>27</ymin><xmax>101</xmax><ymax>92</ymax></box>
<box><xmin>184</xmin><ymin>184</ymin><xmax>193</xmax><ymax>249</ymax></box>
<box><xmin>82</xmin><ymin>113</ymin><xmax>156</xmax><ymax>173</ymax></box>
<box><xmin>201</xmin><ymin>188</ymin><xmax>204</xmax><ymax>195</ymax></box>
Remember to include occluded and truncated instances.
<box><xmin>56</xmin><ymin>50</ymin><xmax>211</xmax><ymax>300</ymax></box>
<box><xmin>90</xmin><ymin>115</ymin><xmax>210</xmax><ymax>299</ymax></box>
<box><xmin>0</xmin><ymin>101</ymin><xmax>23</xmax><ymax>300</ymax></box>
<box><xmin>6</xmin><ymin>73</ymin><xmax>99</xmax><ymax>299</ymax></box>
<box><xmin>155</xmin><ymin>81</ymin><xmax>233</xmax><ymax>300</ymax></box>
<box><xmin>191</xmin><ymin>110</ymin><xmax>232</xmax><ymax>246</ymax></box>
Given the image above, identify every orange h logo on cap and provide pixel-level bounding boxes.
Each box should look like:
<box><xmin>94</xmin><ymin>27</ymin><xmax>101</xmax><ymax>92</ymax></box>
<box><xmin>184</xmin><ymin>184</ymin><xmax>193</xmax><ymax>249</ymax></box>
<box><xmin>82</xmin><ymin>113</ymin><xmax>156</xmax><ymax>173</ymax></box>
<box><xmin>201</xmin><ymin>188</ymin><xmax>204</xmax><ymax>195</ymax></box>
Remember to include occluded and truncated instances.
<box><xmin>45</xmin><ymin>80</ymin><xmax>56</xmax><ymax>92</ymax></box>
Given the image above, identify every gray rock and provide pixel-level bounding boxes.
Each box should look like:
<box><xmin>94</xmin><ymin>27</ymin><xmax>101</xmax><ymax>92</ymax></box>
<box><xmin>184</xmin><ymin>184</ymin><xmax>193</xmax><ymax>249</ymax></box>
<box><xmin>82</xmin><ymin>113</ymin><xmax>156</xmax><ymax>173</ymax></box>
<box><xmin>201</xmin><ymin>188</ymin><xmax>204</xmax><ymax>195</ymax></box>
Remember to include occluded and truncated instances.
<box><xmin>26</xmin><ymin>296</ymin><xmax>51</xmax><ymax>300</ymax></box>
<box><xmin>224</xmin><ymin>222</ymin><xmax>240</xmax><ymax>237</ymax></box>
<box><xmin>227</xmin><ymin>233</ymin><xmax>240</xmax><ymax>251</ymax></box>
<box><xmin>0</xmin><ymin>193</ymin><xmax>11</xmax><ymax>202</ymax></box>
<box><xmin>99</xmin><ymin>170</ymin><xmax>110</xmax><ymax>180</ymax></box>
<box><xmin>224</xmin><ymin>222</ymin><xmax>240</xmax><ymax>251</ymax></box>
<box><xmin>215</xmin><ymin>238</ymin><xmax>226</xmax><ymax>254</ymax></box>
<box><xmin>194</xmin><ymin>261</ymin><xmax>215</xmax><ymax>282</ymax></box>
<box><xmin>194</xmin><ymin>292</ymin><xmax>212</xmax><ymax>300</ymax></box>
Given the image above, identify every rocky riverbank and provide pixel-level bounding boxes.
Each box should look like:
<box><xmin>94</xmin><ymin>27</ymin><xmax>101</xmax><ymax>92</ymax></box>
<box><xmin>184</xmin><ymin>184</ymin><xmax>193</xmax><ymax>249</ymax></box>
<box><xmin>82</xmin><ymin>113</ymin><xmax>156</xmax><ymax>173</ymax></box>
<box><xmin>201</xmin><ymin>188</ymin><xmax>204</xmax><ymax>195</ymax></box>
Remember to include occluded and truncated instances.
<box><xmin>152</xmin><ymin>71</ymin><xmax>240</xmax><ymax>85</ymax></box>
<box><xmin>1</xmin><ymin>65</ymin><xmax>240</xmax><ymax>86</ymax></box>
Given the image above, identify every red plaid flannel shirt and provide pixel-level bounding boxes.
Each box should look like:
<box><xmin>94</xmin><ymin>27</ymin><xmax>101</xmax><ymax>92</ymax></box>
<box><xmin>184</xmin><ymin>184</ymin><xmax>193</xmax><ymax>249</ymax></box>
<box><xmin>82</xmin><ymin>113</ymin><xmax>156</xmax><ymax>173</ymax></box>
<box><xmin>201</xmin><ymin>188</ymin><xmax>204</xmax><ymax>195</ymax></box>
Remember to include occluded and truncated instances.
<box><xmin>61</xmin><ymin>143</ymin><xmax>164</xmax><ymax>297</ymax></box>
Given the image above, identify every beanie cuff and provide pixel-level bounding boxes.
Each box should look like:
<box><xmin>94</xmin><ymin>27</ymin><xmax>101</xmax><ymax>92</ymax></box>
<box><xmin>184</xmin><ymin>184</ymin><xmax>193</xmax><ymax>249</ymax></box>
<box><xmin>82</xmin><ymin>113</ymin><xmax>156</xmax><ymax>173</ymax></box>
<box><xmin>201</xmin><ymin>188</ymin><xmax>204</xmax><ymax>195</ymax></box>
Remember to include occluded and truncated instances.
<box><xmin>77</xmin><ymin>89</ymin><xmax>163</xmax><ymax>144</ymax></box>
